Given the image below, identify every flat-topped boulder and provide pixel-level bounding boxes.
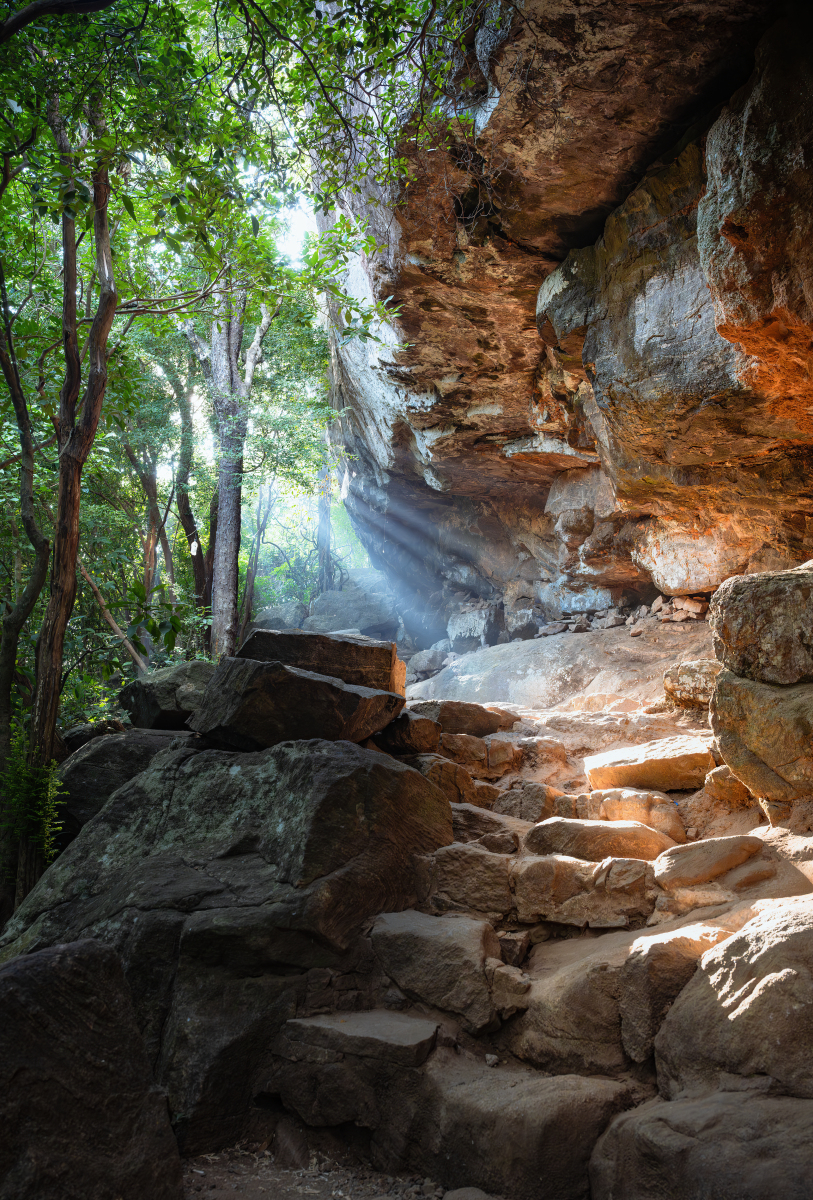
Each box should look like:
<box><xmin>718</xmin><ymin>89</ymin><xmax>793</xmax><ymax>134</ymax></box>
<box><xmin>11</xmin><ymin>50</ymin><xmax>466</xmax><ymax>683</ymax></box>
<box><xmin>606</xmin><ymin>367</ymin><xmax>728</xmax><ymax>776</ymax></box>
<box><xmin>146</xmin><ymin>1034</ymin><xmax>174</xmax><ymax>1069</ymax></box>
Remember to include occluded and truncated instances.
<box><xmin>119</xmin><ymin>659</ymin><xmax>216</xmax><ymax>729</ymax></box>
<box><xmin>407</xmin><ymin>700</ymin><xmax>517</xmax><ymax>737</ymax></box>
<box><xmin>238</xmin><ymin>627</ymin><xmax>405</xmax><ymax>694</ymax></box>
<box><xmin>372</xmin><ymin>910</ymin><xmax>501</xmax><ymax>1033</ymax></box>
<box><xmin>592</xmin><ymin>788</ymin><xmax>686</xmax><ymax>843</ymax></box>
<box><xmin>0</xmin><ymin>939</ymin><xmax>183</xmax><ymax>1200</ymax></box>
<box><xmin>523</xmin><ymin>817</ymin><xmax>675</xmax><ymax>862</ymax></box>
<box><xmin>284</xmin><ymin>1010</ymin><xmax>439</xmax><ymax>1066</ymax></box>
<box><xmin>653</xmin><ymin>834</ymin><xmax>764</xmax><ymax>892</ymax></box>
<box><xmin>189</xmin><ymin>657</ymin><xmax>404</xmax><ymax>750</ymax></box>
<box><xmin>375</xmin><ymin>709</ymin><xmax>441</xmax><ymax>753</ymax></box>
<box><xmin>585</xmin><ymin>736</ymin><xmax>715</xmax><ymax>791</ymax></box>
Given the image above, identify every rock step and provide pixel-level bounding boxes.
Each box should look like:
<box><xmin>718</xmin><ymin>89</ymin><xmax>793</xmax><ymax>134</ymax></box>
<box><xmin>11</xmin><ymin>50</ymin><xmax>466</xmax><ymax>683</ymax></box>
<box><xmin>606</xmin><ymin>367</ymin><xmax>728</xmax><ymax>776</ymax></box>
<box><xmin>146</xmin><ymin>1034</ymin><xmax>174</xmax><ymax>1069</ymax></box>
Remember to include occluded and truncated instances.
<box><xmin>284</xmin><ymin>1010</ymin><xmax>440</xmax><ymax>1066</ymax></box>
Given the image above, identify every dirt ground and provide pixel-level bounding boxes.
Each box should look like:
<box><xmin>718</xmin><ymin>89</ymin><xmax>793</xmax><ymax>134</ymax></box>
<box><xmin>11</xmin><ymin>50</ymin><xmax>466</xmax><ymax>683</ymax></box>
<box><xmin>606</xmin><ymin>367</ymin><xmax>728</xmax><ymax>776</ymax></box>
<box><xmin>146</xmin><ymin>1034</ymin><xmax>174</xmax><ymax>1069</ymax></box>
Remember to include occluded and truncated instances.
<box><xmin>183</xmin><ymin>1146</ymin><xmax>449</xmax><ymax>1200</ymax></box>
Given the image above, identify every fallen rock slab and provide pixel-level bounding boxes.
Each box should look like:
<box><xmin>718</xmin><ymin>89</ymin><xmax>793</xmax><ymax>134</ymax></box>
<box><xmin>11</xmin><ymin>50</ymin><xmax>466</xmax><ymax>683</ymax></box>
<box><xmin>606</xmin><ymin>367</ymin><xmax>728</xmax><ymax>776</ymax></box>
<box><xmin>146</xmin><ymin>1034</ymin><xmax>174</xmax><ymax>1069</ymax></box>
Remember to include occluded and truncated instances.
<box><xmin>655</xmin><ymin>896</ymin><xmax>813</xmax><ymax>1099</ymax></box>
<box><xmin>511</xmin><ymin>854</ymin><xmax>656</xmax><ymax>928</ymax></box>
<box><xmin>523</xmin><ymin>816</ymin><xmax>675</xmax><ymax>862</ymax></box>
<box><xmin>119</xmin><ymin>660</ymin><xmax>216</xmax><ymax>729</ymax></box>
<box><xmin>401</xmin><ymin>753</ymin><xmax>478</xmax><ymax>804</ymax></box>
<box><xmin>407</xmin><ymin>700</ymin><xmax>516</xmax><ymax>737</ymax></box>
<box><xmin>238</xmin><ymin>627</ymin><xmax>405</xmax><ymax>694</ymax></box>
<box><xmin>189</xmin><ymin>657</ymin><xmax>404</xmax><ymax>750</ymax></box>
<box><xmin>371</xmin><ymin>910</ymin><xmax>500</xmax><ymax>1033</ymax></box>
<box><xmin>376</xmin><ymin>709</ymin><xmax>440</xmax><ymax>753</ymax></box>
<box><xmin>593</xmin><ymin>788</ymin><xmax>686</xmax><ymax>843</ymax></box>
<box><xmin>710</xmin><ymin>669</ymin><xmax>813</xmax><ymax>801</ymax></box>
<box><xmin>591</xmin><ymin>1092</ymin><xmax>813</xmax><ymax>1200</ymax></box>
<box><xmin>0</xmin><ymin>939</ymin><xmax>183</xmax><ymax>1200</ymax></box>
<box><xmin>585</xmin><ymin>735</ymin><xmax>715</xmax><ymax>791</ymax></box>
<box><xmin>709</xmin><ymin>560</ymin><xmax>813</xmax><ymax>685</ymax></box>
<box><xmin>662</xmin><ymin>659</ymin><xmax>723</xmax><ymax>708</ymax></box>
<box><xmin>284</xmin><ymin>1010</ymin><xmax>439</xmax><ymax>1067</ymax></box>
<box><xmin>653</xmin><ymin>834</ymin><xmax>763</xmax><ymax>892</ymax></box>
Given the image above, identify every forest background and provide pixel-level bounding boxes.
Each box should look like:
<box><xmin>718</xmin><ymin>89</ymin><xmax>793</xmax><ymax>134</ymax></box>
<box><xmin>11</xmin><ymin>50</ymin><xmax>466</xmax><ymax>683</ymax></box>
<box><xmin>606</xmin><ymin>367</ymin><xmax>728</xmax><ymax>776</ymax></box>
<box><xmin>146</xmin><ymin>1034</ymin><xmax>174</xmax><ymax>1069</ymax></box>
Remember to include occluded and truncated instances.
<box><xmin>0</xmin><ymin>0</ymin><xmax>504</xmax><ymax>913</ymax></box>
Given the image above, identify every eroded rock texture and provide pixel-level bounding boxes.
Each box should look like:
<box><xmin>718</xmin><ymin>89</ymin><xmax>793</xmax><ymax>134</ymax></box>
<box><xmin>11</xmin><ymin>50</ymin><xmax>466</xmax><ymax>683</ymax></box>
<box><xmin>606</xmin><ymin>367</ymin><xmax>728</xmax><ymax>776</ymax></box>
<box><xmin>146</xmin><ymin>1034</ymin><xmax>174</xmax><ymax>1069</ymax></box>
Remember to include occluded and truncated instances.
<box><xmin>325</xmin><ymin>3</ymin><xmax>813</xmax><ymax>641</ymax></box>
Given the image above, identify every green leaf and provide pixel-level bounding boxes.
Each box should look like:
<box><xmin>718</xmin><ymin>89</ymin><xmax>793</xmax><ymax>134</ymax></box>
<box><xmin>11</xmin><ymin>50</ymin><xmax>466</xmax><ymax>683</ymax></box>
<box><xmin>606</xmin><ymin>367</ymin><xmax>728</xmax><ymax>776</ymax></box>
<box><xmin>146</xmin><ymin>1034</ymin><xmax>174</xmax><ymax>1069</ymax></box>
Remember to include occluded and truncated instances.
<box><xmin>121</xmin><ymin>195</ymin><xmax>136</xmax><ymax>220</ymax></box>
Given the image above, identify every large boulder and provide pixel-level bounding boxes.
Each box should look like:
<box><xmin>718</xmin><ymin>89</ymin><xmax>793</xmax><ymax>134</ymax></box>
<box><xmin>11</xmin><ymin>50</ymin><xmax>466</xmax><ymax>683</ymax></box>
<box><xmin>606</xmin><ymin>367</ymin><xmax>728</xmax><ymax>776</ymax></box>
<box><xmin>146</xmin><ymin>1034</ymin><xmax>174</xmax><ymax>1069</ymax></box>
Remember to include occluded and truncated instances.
<box><xmin>511</xmin><ymin>854</ymin><xmax>657</xmax><ymax>929</ymax></box>
<box><xmin>238</xmin><ymin>628</ymin><xmax>405</xmax><ymax>695</ymax></box>
<box><xmin>371</xmin><ymin>910</ymin><xmax>500</xmax><ymax>1033</ymax></box>
<box><xmin>188</xmin><ymin>657</ymin><xmax>404</xmax><ymax>751</ymax></box>
<box><xmin>655</xmin><ymin>897</ymin><xmax>813</xmax><ymax>1099</ymax></box>
<box><xmin>0</xmin><ymin>939</ymin><xmax>182</xmax><ymax>1200</ymax></box>
<box><xmin>302</xmin><ymin>569</ymin><xmax>398</xmax><ymax>640</ymax></box>
<box><xmin>119</xmin><ymin>660</ymin><xmax>216</xmax><ymax>729</ymax></box>
<box><xmin>653</xmin><ymin>834</ymin><xmax>763</xmax><ymax>892</ymax></box>
<box><xmin>591</xmin><ymin>1092</ymin><xmax>813</xmax><ymax>1200</ymax></box>
<box><xmin>708</xmin><ymin>561</ymin><xmax>813</xmax><ymax>688</ymax></box>
<box><xmin>584</xmin><ymin>736</ymin><xmax>715</xmax><ymax>791</ymax></box>
<box><xmin>0</xmin><ymin>740</ymin><xmax>452</xmax><ymax>1150</ymax></box>
<box><xmin>61</xmin><ymin>717</ymin><xmax>125</xmax><ymax>756</ymax></box>
<box><xmin>710</xmin><ymin>669</ymin><xmax>813</xmax><ymax>800</ymax></box>
<box><xmin>247</xmin><ymin>600</ymin><xmax>308</xmax><ymax>634</ymax></box>
<box><xmin>523</xmin><ymin>817</ymin><xmax>675</xmax><ymax>862</ymax></box>
<box><xmin>58</xmin><ymin>728</ymin><xmax>195</xmax><ymax>843</ymax></box>
<box><xmin>592</xmin><ymin>788</ymin><xmax>686</xmax><ymax>843</ymax></box>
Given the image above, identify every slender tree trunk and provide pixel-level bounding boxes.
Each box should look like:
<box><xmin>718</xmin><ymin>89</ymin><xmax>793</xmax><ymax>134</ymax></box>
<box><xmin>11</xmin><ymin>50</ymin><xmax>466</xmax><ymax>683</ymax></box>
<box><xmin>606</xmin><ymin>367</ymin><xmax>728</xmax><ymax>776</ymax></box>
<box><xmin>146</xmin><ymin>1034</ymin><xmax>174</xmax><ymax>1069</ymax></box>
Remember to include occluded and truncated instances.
<box><xmin>31</xmin><ymin>97</ymin><xmax>117</xmax><ymax>767</ymax></box>
<box><xmin>0</xmin><ymin>265</ymin><xmax>50</xmax><ymax>925</ymax></box>
<box><xmin>210</xmin><ymin>424</ymin><xmax>245</xmax><ymax>658</ymax></box>
<box><xmin>238</xmin><ymin>487</ymin><xmax>272</xmax><ymax>647</ymax></box>
<box><xmin>317</xmin><ymin>468</ymin><xmax>334</xmax><ymax>594</ymax></box>
<box><xmin>77</xmin><ymin>559</ymin><xmax>147</xmax><ymax>673</ymax></box>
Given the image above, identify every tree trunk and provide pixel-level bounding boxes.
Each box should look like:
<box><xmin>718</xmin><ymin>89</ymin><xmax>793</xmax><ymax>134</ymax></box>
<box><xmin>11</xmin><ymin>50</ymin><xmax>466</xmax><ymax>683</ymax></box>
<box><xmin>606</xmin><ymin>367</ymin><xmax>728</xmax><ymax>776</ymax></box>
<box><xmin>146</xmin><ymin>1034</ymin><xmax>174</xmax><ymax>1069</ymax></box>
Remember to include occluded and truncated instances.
<box><xmin>317</xmin><ymin>468</ymin><xmax>334</xmax><ymax>594</ymax></box>
<box><xmin>0</xmin><ymin>264</ymin><xmax>50</xmax><ymax>926</ymax></box>
<box><xmin>210</xmin><ymin>425</ymin><xmax>245</xmax><ymax>659</ymax></box>
<box><xmin>238</xmin><ymin>488</ymin><xmax>272</xmax><ymax>647</ymax></box>
<box><xmin>31</xmin><ymin>98</ymin><xmax>117</xmax><ymax>768</ymax></box>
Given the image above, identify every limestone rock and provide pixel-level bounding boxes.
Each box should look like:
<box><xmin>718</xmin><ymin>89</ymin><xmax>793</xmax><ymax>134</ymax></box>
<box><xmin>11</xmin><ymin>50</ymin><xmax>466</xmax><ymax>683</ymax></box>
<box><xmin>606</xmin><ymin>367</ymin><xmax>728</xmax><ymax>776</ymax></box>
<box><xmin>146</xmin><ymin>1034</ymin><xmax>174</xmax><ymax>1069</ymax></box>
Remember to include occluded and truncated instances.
<box><xmin>189</xmin><ymin>657</ymin><xmax>404</xmax><ymax>751</ymax></box>
<box><xmin>655</xmin><ymin>896</ymin><xmax>813</xmax><ymax>1099</ymax></box>
<box><xmin>523</xmin><ymin>817</ymin><xmax>675</xmax><ymax>862</ymax></box>
<box><xmin>617</xmin><ymin>924</ymin><xmax>731</xmax><ymax>1062</ymax></box>
<box><xmin>119</xmin><ymin>660</ymin><xmax>216</xmax><ymax>730</ymax></box>
<box><xmin>653</xmin><ymin>835</ymin><xmax>763</xmax><ymax>892</ymax></box>
<box><xmin>585</xmin><ymin>736</ymin><xmax>715</xmax><ymax>792</ymax></box>
<box><xmin>58</xmin><ymin>728</ymin><xmax>196</xmax><ymax>845</ymax></box>
<box><xmin>593</xmin><ymin>788</ymin><xmax>686</xmax><ymax>844</ymax></box>
<box><xmin>407</xmin><ymin>700</ymin><xmax>516</xmax><ymax>738</ymax></box>
<box><xmin>447</xmin><ymin>606</ymin><xmax>503</xmax><ymax>653</ymax></box>
<box><xmin>0</xmin><ymin>740</ymin><xmax>452</xmax><ymax>1149</ymax></box>
<box><xmin>401</xmin><ymin>753</ymin><xmax>478</xmax><ymax>805</ymax></box>
<box><xmin>662</xmin><ymin>659</ymin><xmax>723</xmax><ymax>709</ymax></box>
<box><xmin>591</xmin><ymin>1092</ymin><xmax>813</xmax><ymax>1200</ymax></box>
<box><xmin>710</xmin><ymin>669</ymin><xmax>813</xmax><ymax>801</ymax></box>
<box><xmin>511</xmin><ymin>854</ymin><xmax>656</xmax><ymax>929</ymax></box>
<box><xmin>0</xmin><ymin>939</ymin><xmax>183</xmax><ymax>1199</ymax></box>
<box><xmin>371</xmin><ymin>910</ymin><xmax>500</xmax><ymax>1033</ymax></box>
<box><xmin>238</xmin><ymin>627</ymin><xmax>405</xmax><ymax>695</ymax></box>
<box><xmin>708</xmin><ymin>563</ymin><xmax>813</xmax><ymax>686</ymax></box>
<box><xmin>376</xmin><ymin>709</ymin><xmax>441</xmax><ymax>754</ymax></box>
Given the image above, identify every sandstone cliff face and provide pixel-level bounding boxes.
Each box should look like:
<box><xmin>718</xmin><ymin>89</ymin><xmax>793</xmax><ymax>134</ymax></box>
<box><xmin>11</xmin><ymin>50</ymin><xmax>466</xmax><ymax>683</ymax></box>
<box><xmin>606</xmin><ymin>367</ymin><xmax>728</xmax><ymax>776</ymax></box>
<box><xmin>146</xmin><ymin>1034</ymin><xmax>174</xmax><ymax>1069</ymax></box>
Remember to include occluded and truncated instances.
<box><xmin>328</xmin><ymin>2</ymin><xmax>812</xmax><ymax>644</ymax></box>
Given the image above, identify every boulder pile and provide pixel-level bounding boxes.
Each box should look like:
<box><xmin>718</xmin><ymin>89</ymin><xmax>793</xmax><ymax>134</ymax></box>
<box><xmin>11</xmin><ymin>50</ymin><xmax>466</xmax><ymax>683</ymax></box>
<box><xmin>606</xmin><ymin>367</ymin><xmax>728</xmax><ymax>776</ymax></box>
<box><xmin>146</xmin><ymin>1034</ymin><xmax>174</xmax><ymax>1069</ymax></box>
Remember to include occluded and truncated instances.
<box><xmin>3</xmin><ymin>593</ymin><xmax>813</xmax><ymax>1197</ymax></box>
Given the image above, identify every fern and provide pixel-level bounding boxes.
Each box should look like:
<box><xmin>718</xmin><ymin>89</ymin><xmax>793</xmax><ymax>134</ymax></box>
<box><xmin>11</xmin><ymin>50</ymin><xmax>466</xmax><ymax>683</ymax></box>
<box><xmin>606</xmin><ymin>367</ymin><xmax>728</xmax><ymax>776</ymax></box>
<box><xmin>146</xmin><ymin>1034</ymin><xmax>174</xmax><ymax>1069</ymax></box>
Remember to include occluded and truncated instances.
<box><xmin>1</xmin><ymin>720</ymin><xmax>65</xmax><ymax>868</ymax></box>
